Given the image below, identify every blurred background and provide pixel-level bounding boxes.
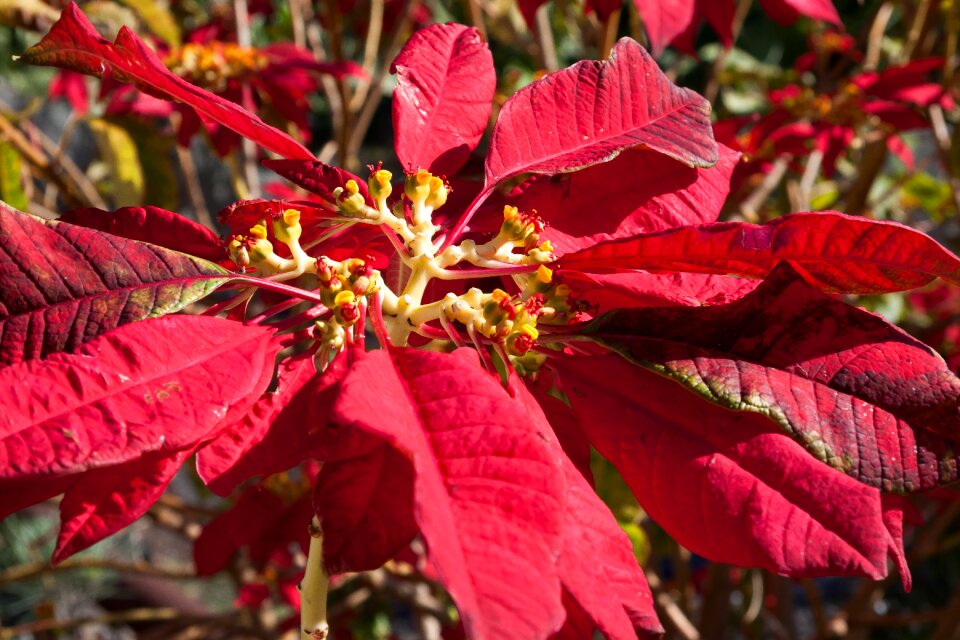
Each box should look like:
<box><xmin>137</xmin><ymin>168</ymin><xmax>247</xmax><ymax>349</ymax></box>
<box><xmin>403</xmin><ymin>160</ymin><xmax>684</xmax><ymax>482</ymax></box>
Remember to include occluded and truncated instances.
<box><xmin>1</xmin><ymin>0</ymin><xmax>959</xmax><ymax>638</ymax></box>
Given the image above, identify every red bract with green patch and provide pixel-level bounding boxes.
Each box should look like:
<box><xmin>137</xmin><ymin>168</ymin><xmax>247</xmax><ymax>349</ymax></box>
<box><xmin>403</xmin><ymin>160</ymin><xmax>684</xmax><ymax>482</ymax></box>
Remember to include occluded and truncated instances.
<box><xmin>6</xmin><ymin>5</ymin><xmax>960</xmax><ymax>639</ymax></box>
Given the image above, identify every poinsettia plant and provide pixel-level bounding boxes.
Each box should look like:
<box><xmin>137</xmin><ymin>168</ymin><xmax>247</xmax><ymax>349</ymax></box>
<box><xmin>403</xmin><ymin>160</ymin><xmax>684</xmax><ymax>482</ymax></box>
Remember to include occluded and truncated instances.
<box><xmin>5</xmin><ymin>2</ymin><xmax>960</xmax><ymax>639</ymax></box>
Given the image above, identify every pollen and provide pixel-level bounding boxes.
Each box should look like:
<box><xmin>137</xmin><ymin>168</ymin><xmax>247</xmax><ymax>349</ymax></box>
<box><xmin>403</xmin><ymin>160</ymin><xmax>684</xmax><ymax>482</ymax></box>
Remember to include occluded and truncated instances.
<box><xmin>249</xmin><ymin>224</ymin><xmax>268</xmax><ymax>239</ymax></box>
<box><xmin>415</xmin><ymin>169</ymin><xmax>432</xmax><ymax>186</ymax></box>
<box><xmin>283</xmin><ymin>208</ymin><xmax>301</xmax><ymax>226</ymax></box>
<box><xmin>345</xmin><ymin>180</ymin><xmax>360</xmax><ymax>196</ymax></box>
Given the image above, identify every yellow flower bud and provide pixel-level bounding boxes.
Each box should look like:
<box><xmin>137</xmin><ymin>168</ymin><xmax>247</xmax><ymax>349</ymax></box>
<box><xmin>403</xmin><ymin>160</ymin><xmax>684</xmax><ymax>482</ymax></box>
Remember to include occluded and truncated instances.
<box><xmin>405</xmin><ymin>169</ymin><xmax>433</xmax><ymax>202</ymax></box>
<box><xmin>273</xmin><ymin>208</ymin><xmax>303</xmax><ymax>245</ymax></box>
<box><xmin>535</xmin><ymin>265</ymin><xmax>553</xmax><ymax>284</ymax></box>
<box><xmin>369</xmin><ymin>168</ymin><xmax>393</xmax><ymax>200</ymax></box>
<box><xmin>334</xmin><ymin>290</ymin><xmax>356</xmax><ymax>307</ymax></box>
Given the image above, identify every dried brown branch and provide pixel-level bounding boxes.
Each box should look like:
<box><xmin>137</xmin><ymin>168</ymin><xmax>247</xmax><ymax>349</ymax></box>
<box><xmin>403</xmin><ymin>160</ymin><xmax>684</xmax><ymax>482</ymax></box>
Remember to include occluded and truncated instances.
<box><xmin>928</xmin><ymin>104</ymin><xmax>960</xmax><ymax>215</ymax></box>
<box><xmin>0</xmin><ymin>556</ymin><xmax>195</xmax><ymax>587</ymax></box>
<box><xmin>645</xmin><ymin>568</ymin><xmax>700</xmax><ymax>640</ymax></box>
<box><xmin>345</xmin><ymin>0</ymin><xmax>421</xmax><ymax>164</ymax></box>
<box><xmin>0</xmin><ymin>111</ymin><xmax>97</xmax><ymax>209</ymax></box>
<box><xmin>0</xmin><ymin>607</ymin><xmax>181</xmax><ymax>639</ymax></box>
<box><xmin>740</xmin><ymin>155</ymin><xmax>791</xmax><ymax>221</ymax></box>
<box><xmin>704</xmin><ymin>0</ymin><xmax>752</xmax><ymax>103</ymax></box>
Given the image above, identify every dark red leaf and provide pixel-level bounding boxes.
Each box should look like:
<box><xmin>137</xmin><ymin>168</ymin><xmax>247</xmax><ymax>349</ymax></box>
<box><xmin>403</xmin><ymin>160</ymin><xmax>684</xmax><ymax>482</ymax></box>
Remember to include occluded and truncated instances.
<box><xmin>193</xmin><ymin>486</ymin><xmax>287</xmax><ymax>576</ymax></box>
<box><xmin>331</xmin><ymin>348</ymin><xmax>567</xmax><ymax>639</ymax></box>
<box><xmin>560</xmin><ymin>270</ymin><xmax>758</xmax><ymax>312</ymax></box>
<box><xmin>19</xmin><ymin>3</ymin><xmax>314</xmax><ymax>160</ymax></box>
<box><xmin>261</xmin><ymin>159</ymin><xmax>370</xmax><ymax>204</ymax></box>
<box><xmin>527</xmin><ymin>376</ymin><xmax>593</xmax><ymax>483</ymax></box>
<box><xmin>516</xmin><ymin>2</ymin><xmax>542</xmax><ymax>28</ymax></box>
<box><xmin>54</xmin><ymin>447</ymin><xmax>194</xmax><ymax>563</ymax></box>
<box><xmin>555</xmin><ymin>354</ymin><xmax>909</xmax><ymax>585</ymax></box>
<box><xmin>508</xmin><ymin>145</ymin><xmax>739</xmax><ymax>256</ymax></box>
<box><xmin>561</xmin><ymin>211</ymin><xmax>960</xmax><ymax>294</ymax></box>
<box><xmin>586</xmin><ymin>263</ymin><xmax>960</xmax><ymax>492</ymax></box>
<box><xmin>0</xmin><ymin>315</ymin><xmax>274</xmax><ymax>480</ymax></box>
<box><xmin>392</xmin><ymin>23</ymin><xmax>495</xmax><ymax>177</ymax></box>
<box><xmin>217</xmin><ymin>198</ymin><xmax>336</xmax><ymax>235</ymax></box>
<box><xmin>0</xmin><ymin>475</ymin><xmax>77</xmax><ymax>520</ymax></box>
<box><xmin>59</xmin><ymin>206</ymin><xmax>225</xmax><ymax>262</ymax></box>
<box><xmin>0</xmin><ymin>203</ymin><xmax>229</xmax><ymax>366</ymax></box>
<box><xmin>315</xmin><ymin>443</ymin><xmax>418</xmax><ymax>573</ymax></box>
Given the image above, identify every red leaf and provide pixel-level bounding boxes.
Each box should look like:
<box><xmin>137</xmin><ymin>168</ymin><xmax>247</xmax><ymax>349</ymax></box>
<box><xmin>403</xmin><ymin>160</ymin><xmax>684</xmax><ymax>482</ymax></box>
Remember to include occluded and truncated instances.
<box><xmin>487</xmin><ymin>37</ymin><xmax>716</xmax><ymax>179</ymax></box>
<box><xmin>446</xmin><ymin>38</ymin><xmax>718</xmax><ymax>246</ymax></box>
<box><xmin>556</xmin><ymin>355</ymin><xmax>909</xmax><ymax>585</ymax></box>
<box><xmin>54</xmin><ymin>447</ymin><xmax>193</xmax><ymax>563</ymax></box>
<box><xmin>50</xmin><ymin>70</ymin><xmax>88</xmax><ymax>113</ymax></box>
<box><xmin>331</xmin><ymin>348</ymin><xmax>567</xmax><ymax>639</ymax></box>
<box><xmin>196</xmin><ymin>348</ymin><xmax>373</xmax><ymax>496</ymax></box>
<box><xmin>527</xmin><ymin>377</ymin><xmax>594</xmax><ymax>483</ymax></box>
<box><xmin>759</xmin><ymin>0</ymin><xmax>841</xmax><ymax>26</ymax></box>
<box><xmin>261</xmin><ymin>159</ymin><xmax>370</xmax><ymax>204</ymax></box>
<box><xmin>217</xmin><ymin>198</ymin><xmax>336</xmax><ymax>235</ymax></box>
<box><xmin>517</xmin><ymin>1</ymin><xmax>547</xmax><ymax>28</ymax></box>
<box><xmin>514</xmin><ymin>380</ymin><xmax>662</xmax><ymax>638</ymax></box>
<box><xmin>561</xmin><ymin>211</ymin><xmax>960</xmax><ymax>294</ymax></box>
<box><xmin>631</xmin><ymin>0</ymin><xmax>697</xmax><ymax>55</ymax></box>
<box><xmin>0</xmin><ymin>203</ymin><xmax>229</xmax><ymax>366</ymax></box>
<box><xmin>392</xmin><ymin>23</ymin><xmax>495</xmax><ymax>177</ymax></box>
<box><xmin>587</xmin><ymin>263</ymin><xmax>960</xmax><ymax>492</ymax></box>
<box><xmin>560</xmin><ymin>270</ymin><xmax>758</xmax><ymax>311</ymax></box>
<box><xmin>509</xmin><ymin>145</ymin><xmax>739</xmax><ymax>256</ymax></box>
<box><xmin>193</xmin><ymin>486</ymin><xmax>287</xmax><ymax>576</ymax></box>
<box><xmin>0</xmin><ymin>315</ymin><xmax>274</xmax><ymax>480</ymax></box>
<box><xmin>19</xmin><ymin>3</ymin><xmax>314</xmax><ymax>160</ymax></box>
<box><xmin>855</xmin><ymin>58</ymin><xmax>954</xmax><ymax>109</ymax></box>
<box><xmin>59</xmin><ymin>206</ymin><xmax>225</xmax><ymax>262</ymax></box>
<box><xmin>555</xmin><ymin>462</ymin><xmax>663</xmax><ymax>638</ymax></box>
<box><xmin>315</xmin><ymin>443</ymin><xmax>418</xmax><ymax>573</ymax></box>
<box><xmin>0</xmin><ymin>475</ymin><xmax>77</xmax><ymax>520</ymax></box>
<box><xmin>196</xmin><ymin>353</ymin><xmax>317</xmax><ymax>495</ymax></box>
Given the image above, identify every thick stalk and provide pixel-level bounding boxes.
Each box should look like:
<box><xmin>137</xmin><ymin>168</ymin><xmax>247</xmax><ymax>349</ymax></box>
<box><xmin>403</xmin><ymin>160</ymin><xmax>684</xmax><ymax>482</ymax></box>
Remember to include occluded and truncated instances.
<box><xmin>301</xmin><ymin>517</ymin><xmax>330</xmax><ymax>640</ymax></box>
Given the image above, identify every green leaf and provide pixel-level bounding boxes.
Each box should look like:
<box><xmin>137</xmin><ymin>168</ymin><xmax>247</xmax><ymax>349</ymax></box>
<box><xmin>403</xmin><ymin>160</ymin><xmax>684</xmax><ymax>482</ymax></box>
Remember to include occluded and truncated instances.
<box><xmin>116</xmin><ymin>0</ymin><xmax>180</xmax><ymax>46</ymax></box>
<box><xmin>0</xmin><ymin>142</ymin><xmax>28</xmax><ymax>211</ymax></box>
<box><xmin>87</xmin><ymin>117</ymin><xmax>144</xmax><ymax>206</ymax></box>
<box><xmin>109</xmin><ymin>116</ymin><xmax>179</xmax><ymax>210</ymax></box>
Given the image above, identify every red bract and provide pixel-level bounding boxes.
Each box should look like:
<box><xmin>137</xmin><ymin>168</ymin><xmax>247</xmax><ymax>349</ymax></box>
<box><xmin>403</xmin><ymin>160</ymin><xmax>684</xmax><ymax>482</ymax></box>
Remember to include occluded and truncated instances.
<box><xmin>0</xmin><ymin>204</ymin><xmax>230</xmax><ymax>366</ymax></box>
<box><xmin>19</xmin><ymin>3</ymin><xmax>314</xmax><ymax>160</ymax></box>
<box><xmin>167</xmin><ymin>40</ymin><xmax>362</xmax><ymax>155</ymax></box>
<box><xmin>634</xmin><ymin>0</ymin><xmax>840</xmax><ymax>54</ymax></box>
<box><xmin>8</xmin><ymin>8</ymin><xmax>960</xmax><ymax>639</ymax></box>
<box><xmin>392</xmin><ymin>23</ymin><xmax>495</xmax><ymax>177</ymax></box>
<box><xmin>718</xmin><ymin>52</ymin><xmax>955</xmax><ymax>180</ymax></box>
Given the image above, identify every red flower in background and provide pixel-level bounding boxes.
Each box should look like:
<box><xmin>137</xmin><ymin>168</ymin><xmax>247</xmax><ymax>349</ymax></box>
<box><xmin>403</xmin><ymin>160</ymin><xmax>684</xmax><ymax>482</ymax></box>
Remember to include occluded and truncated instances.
<box><xmin>49</xmin><ymin>9</ymin><xmax>361</xmax><ymax>156</ymax></box>
<box><xmin>715</xmin><ymin>35</ymin><xmax>956</xmax><ymax>189</ymax></box>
